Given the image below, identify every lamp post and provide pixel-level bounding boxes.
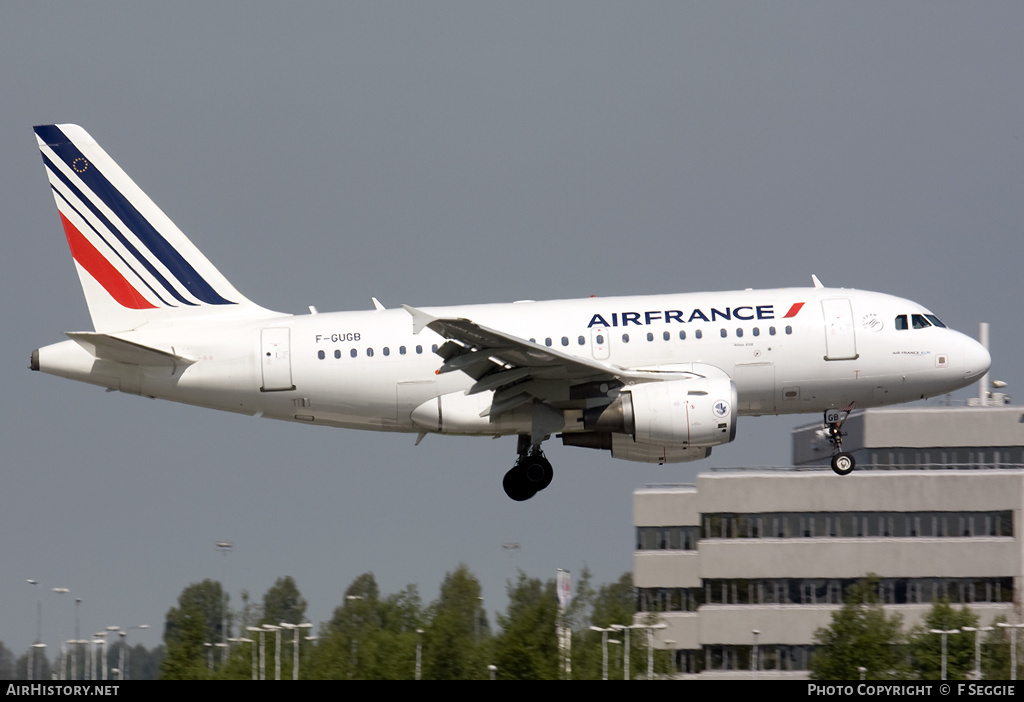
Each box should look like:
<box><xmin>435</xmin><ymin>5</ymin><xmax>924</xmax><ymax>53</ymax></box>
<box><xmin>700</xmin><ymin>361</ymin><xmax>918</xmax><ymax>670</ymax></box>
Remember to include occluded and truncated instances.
<box><xmin>104</xmin><ymin>627</ymin><xmax>120</xmax><ymax>681</ymax></box>
<box><xmin>590</xmin><ymin>626</ymin><xmax>612</xmax><ymax>680</ymax></box>
<box><xmin>230</xmin><ymin>637</ymin><xmax>256</xmax><ymax>680</ymax></box>
<box><xmin>280</xmin><ymin>622</ymin><xmax>311</xmax><ymax>680</ymax></box>
<box><xmin>247</xmin><ymin>626</ymin><xmax>268</xmax><ymax>680</ymax></box>
<box><xmin>415</xmin><ymin>628</ymin><xmax>424</xmax><ymax>680</ymax></box>
<box><xmin>611</xmin><ymin>625</ymin><xmax>631</xmax><ymax>680</ymax></box>
<box><xmin>641</xmin><ymin>623</ymin><xmax>667</xmax><ymax>680</ymax></box>
<box><xmin>961</xmin><ymin>626</ymin><xmax>993</xmax><ymax>680</ymax></box>
<box><xmin>122</xmin><ymin>625</ymin><xmax>148</xmax><ymax>680</ymax></box>
<box><xmin>27</xmin><ymin>580</ymin><xmax>43</xmax><ymax>681</ymax></box>
<box><xmin>28</xmin><ymin>643</ymin><xmax>46</xmax><ymax>681</ymax></box>
<box><xmin>216</xmin><ymin>541</ymin><xmax>232</xmax><ymax>665</ymax></box>
<box><xmin>52</xmin><ymin>588</ymin><xmax>70</xmax><ymax>680</ymax></box>
<box><xmin>93</xmin><ymin>633</ymin><xmax>108</xmax><ymax>680</ymax></box>
<box><xmin>752</xmin><ymin>629</ymin><xmax>760</xmax><ymax>677</ymax></box>
<box><xmin>929</xmin><ymin>628</ymin><xmax>960</xmax><ymax>681</ymax></box>
<box><xmin>997</xmin><ymin>622</ymin><xmax>1024</xmax><ymax>680</ymax></box>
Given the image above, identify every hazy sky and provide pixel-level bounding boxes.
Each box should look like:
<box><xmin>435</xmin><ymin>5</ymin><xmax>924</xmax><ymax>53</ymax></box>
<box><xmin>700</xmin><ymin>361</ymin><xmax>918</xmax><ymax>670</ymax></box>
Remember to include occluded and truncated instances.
<box><xmin>2</xmin><ymin>3</ymin><xmax>1021</xmax><ymax>657</ymax></box>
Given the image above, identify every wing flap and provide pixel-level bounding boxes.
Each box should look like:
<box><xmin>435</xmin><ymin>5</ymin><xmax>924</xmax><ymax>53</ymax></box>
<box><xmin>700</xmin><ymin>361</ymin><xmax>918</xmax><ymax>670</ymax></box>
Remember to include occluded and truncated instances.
<box><xmin>403</xmin><ymin>305</ymin><xmax>661</xmax><ymax>420</ymax></box>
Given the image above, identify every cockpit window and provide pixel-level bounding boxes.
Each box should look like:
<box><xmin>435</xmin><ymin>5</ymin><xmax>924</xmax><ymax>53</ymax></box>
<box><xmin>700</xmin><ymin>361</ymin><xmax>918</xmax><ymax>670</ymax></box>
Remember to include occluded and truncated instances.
<box><xmin>897</xmin><ymin>313</ymin><xmax>946</xmax><ymax>330</ymax></box>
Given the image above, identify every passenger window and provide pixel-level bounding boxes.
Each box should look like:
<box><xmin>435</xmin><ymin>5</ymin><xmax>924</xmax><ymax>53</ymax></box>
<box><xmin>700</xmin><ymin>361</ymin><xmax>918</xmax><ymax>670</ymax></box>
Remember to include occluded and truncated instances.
<box><xmin>622</xmin><ymin>334</ymin><xmax>630</xmax><ymax>343</ymax></box>
<box><xmin>785</xmin><ymin>326</ymin><xmax>793</xmax><ymax>335</ymax></box>
<box><xmin>366</xmin><ymin>348</ymin><xmax>374</xmax><ymax>357</ymax></box>
<box><xmin>317</xmin><ymin>350</ymin><xmax>325</xmax><ymax>360</ymax></box>
<box><xmin>578</xmin><ymin>336</ymin><xmax>585</xmax><ymax>345</ymax></box>
<box><xmin>663</xmin><ymin>331</ymin><xmax>670</xmax><ymax>341</ymax></box>
<box><xmin>752</xmin><ymin>327</ymin><xmax>760</xmax><ymax>337</ymax></box>
<box><xmin>736</xmin><ymin>328</ymin><xmax>743</xmax><ymax>338</ymax></box>
<box><xmin>769</xmin><ymin>326</ymin><xmax>776</xmax><ymax>336</ymax></box>
<box><xmin>561</xmin><ymin>336</ymin><xmax>569</xmax><ymax>346</ymax></box>
<box><xmin>383</xmin><ymin>347</ymin><xmax>390</xmax><ymax>356</ymax></box>
<box><xmin>416</xmin><ymin>345</ymin><xmax>423</xmax><ymax>354</ymax></box>
<box><xmin>695</xmin><ymin>330</ymin><xmax>703</xmax><ymax>340</ymax></box>
<box><xmin>895</xmin><ymin>315</ymin><xmax>908</xmax><ymax>331</ymax></box>
<box><xmin>400</xmin><ymin>346</ymin><xmax>407</xmax><ymax>355</ymax></box>
<box><xmin>720</xmin><ymin>329</ymin><xmax>727</xmax><ymax>338</ymax></box>
<box><xmin>595</xmin><ymin>334</ymin><xmax>604</xmax><ymax>344</ymax></box>
<box><xmin>334</xmin><ymin>350</ymin><xmax>341</xmax><ymax>359</ymax></box>
<box><xmin>647</xmin><ymin>332</ymin><xmax>654</xmax><ymax>342</ymax></box>
<box><xmin>545</xmin><ymin>338</ymin><xmax>552</xmax><ymax>347</ymax></box>
<box><xmin>679</xmin><ymin>331</ymin><xmax>686</xmax><ymax>340</ymax></box>
<box><xmin>350</xmin><ymin>349</ymin><xmax>357</xmax><ymax>358</ymax></box>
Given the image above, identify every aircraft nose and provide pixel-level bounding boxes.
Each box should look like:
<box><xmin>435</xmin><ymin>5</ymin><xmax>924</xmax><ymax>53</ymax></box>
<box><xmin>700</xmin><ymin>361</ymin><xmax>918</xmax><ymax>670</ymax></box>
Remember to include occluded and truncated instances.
<box><xmin>963</xmin><ymin>337</ymin><xmax>991</xmax><ymax>381</ymax></box>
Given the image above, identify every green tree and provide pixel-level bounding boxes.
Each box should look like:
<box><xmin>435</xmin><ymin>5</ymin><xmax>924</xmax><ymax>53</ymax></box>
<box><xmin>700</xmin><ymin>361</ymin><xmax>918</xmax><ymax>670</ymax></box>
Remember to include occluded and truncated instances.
<box><xmin>572</xmin><ymin>572</ymin><xmax>657</xmax><ymax>679</ymax></box>
<box><xmin>160</xmin><ymin>580</ymin><xmax>230</xmax><ymax>679</ymax></box>
<box><xmin>305</xmin><ymin>573</ymin><xmax>425</xmax><ymax>680</ymax></box>
<box><xmin>0</xmin><ymin>642</ymin><xmax>13</xmax><ymax>680</ymax></box>
<box><xmin>810</xmin><ymin>576</ymin><xmax>908</xmax><ymax>680</ymax></box>
<box><xmin>261</xmin><ymin>576</ymin><xmax>308</xmax><ymax>627</ymax></box>
<box><xmin>421</xmin><ymin>564</ymin><xmax>490</xmax><ymax>680</ymax></box>
<box><xmin>493</xmin><ymin>573</ymin><xmax>560</xmax><ymax>679</ymax></box>
<box><xmin>907</xmin><ymin>600</ymin><xmax>978</xmax><ymax>680</ymax></box>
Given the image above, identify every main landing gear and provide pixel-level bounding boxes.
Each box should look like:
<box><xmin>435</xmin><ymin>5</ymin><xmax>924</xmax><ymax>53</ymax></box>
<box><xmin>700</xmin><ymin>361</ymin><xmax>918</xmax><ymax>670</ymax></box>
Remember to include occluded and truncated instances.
<box><xmin>503</xmin><ymin>436</ymin><xmax>553</xmax><ymax>501</ymax></box>
<box><xmin>824</xmin><ymin>408</ymin><xmax>856</xmax><ymax>476</ymax></box>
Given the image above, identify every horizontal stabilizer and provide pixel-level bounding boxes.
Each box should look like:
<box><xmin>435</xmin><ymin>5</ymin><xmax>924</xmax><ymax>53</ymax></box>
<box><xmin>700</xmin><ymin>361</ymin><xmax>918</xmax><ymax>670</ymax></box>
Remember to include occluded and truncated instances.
<box><xmin>66</xmin><ymin>332</ymin><xmax>194</xmax><ymax>367</ymax></box>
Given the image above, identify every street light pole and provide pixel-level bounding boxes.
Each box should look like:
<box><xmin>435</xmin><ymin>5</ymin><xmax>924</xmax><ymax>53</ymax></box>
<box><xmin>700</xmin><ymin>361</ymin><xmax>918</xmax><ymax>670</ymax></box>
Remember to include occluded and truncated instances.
<box><xmin>997</xmin><ymin>622</ymin><xmax>1024</xmax><ymax>680</ymax></box>
<box><xmin>27</xmin><ymin>580</ymin><xmax>42</xmax><ymax>681</ymax></box>
<box><xmin>590</xmin><ymin>626</ymin><xmax>612</xmax><ymax>680</ymax></box>
<box><xmin>415</xmin><ymin>628</ymin><xmax>424</xmax><ymax>680</ymax></box>
<box><xmin>929</xmin><ymin>628</ymin><xmax>960</xmax><ymax>681</ymax></box>
<box><xmin>961</xmin><ymin>626</ymin><xmax>993</xmax><ymax>680</ymax></box>
<box><xmin>752</xmin><ymin>629</ymin><xmax>760</xmax><ymax>678</ymax></box>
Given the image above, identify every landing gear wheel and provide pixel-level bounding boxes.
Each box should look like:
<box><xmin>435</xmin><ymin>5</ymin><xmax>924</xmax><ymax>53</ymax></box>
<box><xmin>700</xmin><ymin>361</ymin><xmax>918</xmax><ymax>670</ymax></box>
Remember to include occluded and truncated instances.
<box><xmin>503</xmin><ymin>439</ymin><xmax>555</xmax><ymax>501</ymax></box>
<box><xmin>831</xmin><ymin>452</ymin><xmax>855</xmax><ymax>476</ymax></box>
<box><xmin>520</xmin><ymin>454</ymin><xmax>553</xmax><ymax>491</ymax></box>
<box><xmin>503</xmin><ymin>466</ymin><xmax>537</xmax><ymax>502</ymax></box>
<box><xmin>823</xmin><ymin>407</ymin><xmax>855</xmax><ymax>477</ymax></box>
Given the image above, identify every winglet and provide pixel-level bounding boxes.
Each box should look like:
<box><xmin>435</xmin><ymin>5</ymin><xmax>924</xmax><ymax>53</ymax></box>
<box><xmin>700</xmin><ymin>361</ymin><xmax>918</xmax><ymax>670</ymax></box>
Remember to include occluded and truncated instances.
<box><xmin>402</xmin><ymin>305</ymin><xmax>435</xmax><ymax>335</ymax></box>
<box><xmin>372</xmin><ymin>297</ymin><xmax>386</xmax><ymax>311</ymax></box>
<box><xmin>811</xmin><ymin>274</ymin><xmax>824</xmax><ymax>289</ymax></box>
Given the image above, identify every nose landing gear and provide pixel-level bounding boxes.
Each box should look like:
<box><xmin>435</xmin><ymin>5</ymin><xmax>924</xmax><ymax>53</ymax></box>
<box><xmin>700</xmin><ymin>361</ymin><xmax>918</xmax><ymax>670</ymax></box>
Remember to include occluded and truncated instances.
<box><xmin>824</xmin><ymin>408</ymin><xmax>855</xmax><ymax>476</ymax></box>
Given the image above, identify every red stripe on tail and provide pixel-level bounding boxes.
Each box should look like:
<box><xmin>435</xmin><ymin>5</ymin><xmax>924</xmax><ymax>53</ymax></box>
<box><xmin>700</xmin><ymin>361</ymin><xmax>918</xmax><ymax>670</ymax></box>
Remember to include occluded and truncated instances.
<box><xmin>59</xmin><ymin>212</ymin><xmax>156</xmax><ymax>310</ymax></box>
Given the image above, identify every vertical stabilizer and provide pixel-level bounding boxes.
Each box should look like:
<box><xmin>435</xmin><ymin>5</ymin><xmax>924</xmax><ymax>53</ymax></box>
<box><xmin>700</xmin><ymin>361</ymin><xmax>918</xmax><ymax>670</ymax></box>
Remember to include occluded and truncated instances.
<box><xmin>34</xmin><ymin>124</ymin><xmax>268</xmax><ymax>332</ymax></box>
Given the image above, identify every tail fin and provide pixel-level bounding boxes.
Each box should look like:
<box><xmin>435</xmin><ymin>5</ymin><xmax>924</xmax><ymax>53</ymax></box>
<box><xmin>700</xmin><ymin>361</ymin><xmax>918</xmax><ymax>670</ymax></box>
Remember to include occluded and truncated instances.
<box><xmin>35</xmin><ymin>124</ymin><xmax>267</xmax><ymax>332</ymax></box>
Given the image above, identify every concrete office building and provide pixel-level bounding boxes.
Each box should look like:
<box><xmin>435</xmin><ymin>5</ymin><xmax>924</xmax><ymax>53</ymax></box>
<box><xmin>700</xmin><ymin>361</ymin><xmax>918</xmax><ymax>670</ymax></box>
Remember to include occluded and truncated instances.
<box><xmin>633</xmin><ymin>403</ymin><xmax>1024</xmax><ymax>679</ymax></box>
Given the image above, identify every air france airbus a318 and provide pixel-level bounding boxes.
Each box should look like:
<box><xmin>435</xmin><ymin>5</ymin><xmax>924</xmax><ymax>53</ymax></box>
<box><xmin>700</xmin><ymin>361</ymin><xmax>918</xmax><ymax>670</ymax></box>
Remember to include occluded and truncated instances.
<box><xmin>30</xmin><ymin>125</ymin><xmax>991</xmax><ymax>500</ymax></box>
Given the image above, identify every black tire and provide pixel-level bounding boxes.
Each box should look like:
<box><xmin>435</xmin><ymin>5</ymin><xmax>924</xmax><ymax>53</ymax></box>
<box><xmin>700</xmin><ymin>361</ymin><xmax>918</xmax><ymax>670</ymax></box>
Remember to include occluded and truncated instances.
<box><xmin>831</xmin><ymin>452</ymin><xmax>855</xmax><ymax>476</ymax></box>
<box><xmin>522</xmin><ymin>455</ymin><xmax>554</xmax><ymax>492</ymax></box>
<box><xmin>503</xmin><ymin>466</ymin><xmax>537</xmax><ymax>501</ymax></box>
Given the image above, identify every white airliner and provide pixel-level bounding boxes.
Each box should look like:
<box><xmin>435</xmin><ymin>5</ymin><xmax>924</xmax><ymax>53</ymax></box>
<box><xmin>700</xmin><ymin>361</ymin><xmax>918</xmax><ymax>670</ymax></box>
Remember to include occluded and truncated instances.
<box><xmin>30</xmin><ymin>125</ymin><xmax>992</xmax><ymax>500</ymax></box>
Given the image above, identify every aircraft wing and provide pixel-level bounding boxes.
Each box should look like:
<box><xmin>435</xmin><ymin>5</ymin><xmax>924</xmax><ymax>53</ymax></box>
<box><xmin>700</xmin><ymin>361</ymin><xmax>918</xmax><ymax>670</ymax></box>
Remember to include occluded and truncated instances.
<box><xmin>403</xmin><ymin>305</ymin><xmax>673</xmax><ymax>418</ymax></box>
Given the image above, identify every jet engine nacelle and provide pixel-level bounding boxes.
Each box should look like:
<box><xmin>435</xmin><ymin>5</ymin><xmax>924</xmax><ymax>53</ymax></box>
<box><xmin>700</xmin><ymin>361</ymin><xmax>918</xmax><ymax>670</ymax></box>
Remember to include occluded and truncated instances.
<box><xmin>583</xmin><ymin>376</ymin><xmax>738</xmax><ymax>448</ymax></box>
